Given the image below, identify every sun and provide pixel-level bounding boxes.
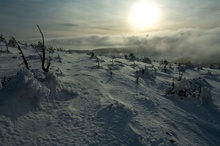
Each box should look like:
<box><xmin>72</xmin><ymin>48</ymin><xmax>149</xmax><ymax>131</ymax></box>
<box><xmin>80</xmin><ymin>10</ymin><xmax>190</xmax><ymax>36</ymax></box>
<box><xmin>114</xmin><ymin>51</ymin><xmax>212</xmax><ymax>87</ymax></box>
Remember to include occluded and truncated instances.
<box><xmin>130</xmin><ymin>2</ymin><xmax>160</xmax><ymax>28</ymax></box>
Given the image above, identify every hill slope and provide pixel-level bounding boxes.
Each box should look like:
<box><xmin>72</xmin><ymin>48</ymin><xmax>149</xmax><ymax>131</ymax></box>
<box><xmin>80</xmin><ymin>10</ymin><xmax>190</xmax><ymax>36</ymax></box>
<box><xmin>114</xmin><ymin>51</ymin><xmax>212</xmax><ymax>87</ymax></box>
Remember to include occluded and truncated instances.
<box><xmin>0</xmin><ymin>46</ymin><xmax>220</xmax><ymax>146</ymax></box>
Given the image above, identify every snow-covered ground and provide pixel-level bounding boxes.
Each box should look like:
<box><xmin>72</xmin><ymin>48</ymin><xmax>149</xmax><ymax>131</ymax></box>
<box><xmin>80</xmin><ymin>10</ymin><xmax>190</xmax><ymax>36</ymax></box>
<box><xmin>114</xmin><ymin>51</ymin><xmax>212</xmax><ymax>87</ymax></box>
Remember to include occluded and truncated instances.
<box><xmin>0</xmin><ymin>45</ymin><xmax>220</xmax><ymax>146</ymax></box>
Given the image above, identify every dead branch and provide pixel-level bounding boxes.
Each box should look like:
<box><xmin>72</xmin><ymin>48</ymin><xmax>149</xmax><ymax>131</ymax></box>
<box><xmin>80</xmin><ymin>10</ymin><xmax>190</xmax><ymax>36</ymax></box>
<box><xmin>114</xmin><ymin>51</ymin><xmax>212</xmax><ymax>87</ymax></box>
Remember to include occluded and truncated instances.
<box><xmin>11</xmin><ymin>37</ymin><xmax>30</xmax><ymax>70</ymax></box>
<box><xmin>36</xmin><ymin>25</ymin><xmax>51</xmax><ymax>72</ymax></box>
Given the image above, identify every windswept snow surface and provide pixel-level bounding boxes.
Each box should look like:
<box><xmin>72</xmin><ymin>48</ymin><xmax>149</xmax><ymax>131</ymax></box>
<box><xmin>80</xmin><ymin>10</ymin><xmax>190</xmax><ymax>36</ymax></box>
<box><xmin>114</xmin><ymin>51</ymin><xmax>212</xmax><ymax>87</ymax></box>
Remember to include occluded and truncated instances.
<box><xmin>0</xmin><ymin>46</ymin><xmax>220</xmax><ymax>146</ymax></box>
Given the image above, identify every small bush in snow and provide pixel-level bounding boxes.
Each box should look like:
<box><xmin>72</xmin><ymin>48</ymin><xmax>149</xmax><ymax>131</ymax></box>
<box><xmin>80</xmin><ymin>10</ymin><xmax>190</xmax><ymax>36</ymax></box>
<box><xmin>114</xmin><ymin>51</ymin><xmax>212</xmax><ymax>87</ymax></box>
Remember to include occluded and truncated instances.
<box><xmin>177</xmin><ymin>63</ymin><xmax>186</xmax><ymax>72</ymax></box>
<box><xmin>173</xmin><ymin>78</ymin><xmax>189</xmax><ymax>97</ymax></box>
<box><xmin>129</xmin><ymin>53</ymin><xmax>136</xmax><ymax>61</ymax></box>
<box><xmin>55</xmin><ymin>55</ymin><xmax>62</xmax><ymax>63</ymax></box>
<box><xmin>1</xmin><ymin>76</ymin><xmax>6</xmax><ymax>87</ymax></box>
<box><xmin>177</xmin><ymin>71</ymin><xmax>183</xmax><ymax>81</ymax></box>
<box><xmin>124</xmin><ymin>54</ymin><xmax>129</xmax><ymax>59</ymax></box>
<box><xmin>142</xmin><ymin>57</ymin><xmax>152</xmax><ymax>64</ymax></box>
<box><xmin>97</xmin><ymin>57</ymin><xmax>100</xmax><ymax>67</ymax></box>
<box><xmin>197</xmin><ymin>66</ymin><xmax>203</xmax><ymax>70</ymax></box>
<box><xmin>90</xmin><ymin>51</ymin><xmax>95</xmax><ymax>58</ymax></box>
<box><xmin>46</xmin><ymin>45</ymin><xmax>56</xmax><ymax>54</ymax></box>
<box><xmin>185</xmin><ymin>61</ymin><xmax>194</xmax><ymax>69</ymax></box>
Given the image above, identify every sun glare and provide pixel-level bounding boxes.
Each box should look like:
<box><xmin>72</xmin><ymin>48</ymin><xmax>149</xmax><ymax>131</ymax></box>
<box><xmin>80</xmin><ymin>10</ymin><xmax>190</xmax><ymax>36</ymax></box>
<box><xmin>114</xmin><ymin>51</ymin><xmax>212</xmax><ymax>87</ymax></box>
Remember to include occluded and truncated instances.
<box><xmin>130</xmin><ymin>2</ymin><xmax>160</xmax><ymax>28</ymax></box>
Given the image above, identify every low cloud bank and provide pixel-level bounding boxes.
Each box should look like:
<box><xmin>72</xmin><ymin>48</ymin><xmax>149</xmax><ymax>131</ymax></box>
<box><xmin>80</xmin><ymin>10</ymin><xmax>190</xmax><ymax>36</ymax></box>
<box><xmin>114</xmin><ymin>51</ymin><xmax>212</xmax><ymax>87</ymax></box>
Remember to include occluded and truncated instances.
<box><xmin>45</xmin><ymin>27</ymin><xmax>220</xmax><ymax>62</ymax></box>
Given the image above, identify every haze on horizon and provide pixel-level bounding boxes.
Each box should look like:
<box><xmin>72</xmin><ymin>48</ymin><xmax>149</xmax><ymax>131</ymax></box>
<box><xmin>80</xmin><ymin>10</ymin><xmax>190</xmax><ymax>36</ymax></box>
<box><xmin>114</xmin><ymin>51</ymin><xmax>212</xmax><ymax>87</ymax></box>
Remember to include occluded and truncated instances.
<box><xmin>1</xmin><ymin>0</ymin><xmax>220</xmax><ymax>61</ymax></box>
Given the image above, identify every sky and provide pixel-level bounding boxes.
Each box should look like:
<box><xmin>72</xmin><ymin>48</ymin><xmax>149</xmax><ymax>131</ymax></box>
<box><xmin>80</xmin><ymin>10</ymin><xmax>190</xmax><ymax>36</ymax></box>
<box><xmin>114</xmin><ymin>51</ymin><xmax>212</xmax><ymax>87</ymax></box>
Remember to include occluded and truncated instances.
<box><xmin>1</xmin><ymin>0</ymin><xmax>220</xmax><ymax>39</ymax></box>
<box><xmin>0</xmin><ymin>0</ymin><xmax>220</xmax><ymax>60</ymax></box>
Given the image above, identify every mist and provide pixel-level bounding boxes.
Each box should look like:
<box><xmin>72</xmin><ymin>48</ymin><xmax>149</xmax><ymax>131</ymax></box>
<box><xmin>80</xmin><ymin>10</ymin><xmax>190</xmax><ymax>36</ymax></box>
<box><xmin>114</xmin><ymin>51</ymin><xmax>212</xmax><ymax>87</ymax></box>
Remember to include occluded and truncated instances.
<box><xmin>42</xmin><ymin>27</ymin><xmax>220</xmax><ymax>62</ymax></box>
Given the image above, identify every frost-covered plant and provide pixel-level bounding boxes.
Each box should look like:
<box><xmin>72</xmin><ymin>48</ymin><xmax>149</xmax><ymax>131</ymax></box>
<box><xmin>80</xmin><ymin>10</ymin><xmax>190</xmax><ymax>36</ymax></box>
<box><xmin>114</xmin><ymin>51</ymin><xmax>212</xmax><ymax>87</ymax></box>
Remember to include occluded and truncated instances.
<box><xmin>197</xmin><ymin>66</ymin><xmax>203</xmax><ymax>71</ymax></box>
<box><xmin>142</xmin><ymin>57</ymin><xmax>152</xmax><ymax>64</ymax></box>
<box><xmin>56</xmin><ymin>47</ymin><xmax>64</xmax><ymax>52</ymax></box>
<box><xmin>124</xmin><ymin>54</ymin><xmax>128</xmax><ymax>59</ymax></box>
<box><xmin>55</xmin><ymin>55</ymin><xmax>62</xmax><ymax>63</ymax></box>
<box><xmin>210</xmin><ymin>64</ymin><xmax>214</xmax><ymax>69</ymax></box>
<box><xmin>111</xmin><ymin>56</ymin><xmax>115</xmax><ymax>66</ymax></box>
<box><xmin>129</xmin><ymin>53</ymin><xmax>136</xmax><ymax>61</ymax></box>
<box><xmin>173</xmin><ymin>78</ymin><xmax>189</xmax><ymax>96</ymax></box>
<box><xmin>164</xmin><ymin>65</ymin><xmax>167</xmax><ymax>72</ymax></box>
<box><xmin>97</xmin><ymin>57</ymin><xmax>100</xmax><ymax>67</ymax></box>
<box><xmin>90</xmin><ymin>51</ymin><xmax>95</xmax><ymax>58</ymax></box>
<box><xmin>178</xmin><ymin>71</ymin><xmax>183</xmax><ymax>81</ymax></box>
<box><xmin>46</xmin><ymin>45</ymin><xmax>56</xmax><ymax>54</ymax></box>
<box><xmin>185</xmin><ymin>61</ymin><xmax>194</xmax><ymax>69</ymax></box>
<box><xmin>165</xmin><ymin>79</ymin><xmax>175</xmax><ymax>95</ymax></box>
<box><xmin>1</xmin><ymin>76</ymin><xmax>6</xmax><ymax>86</ymax></box>
<box><xmin>177</xmin><ymin>63</ymin><xmax>186</xmax><ymax>72</ymax></box>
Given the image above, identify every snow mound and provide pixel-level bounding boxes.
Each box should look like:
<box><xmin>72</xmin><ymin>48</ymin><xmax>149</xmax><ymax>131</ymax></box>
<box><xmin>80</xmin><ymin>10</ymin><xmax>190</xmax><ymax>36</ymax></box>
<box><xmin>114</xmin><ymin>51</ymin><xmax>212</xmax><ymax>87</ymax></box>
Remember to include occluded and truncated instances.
<box><xmin>0</xmin><ymin>70</ymin><xmax>50</xmax><ymax>119</ymax></box>
<box><xmin>107</xmin><ymin>63</ymin><xmax>125</xmax><ymax>70</ymax></box>
<box><xmin>95</xmin><ymin>102</ymin><xmax>142</xmax><ymax>145</ymax></box>
<box><xmin>42</xmin><ymin>72</ymin><xmax>79</xmax><ymax>100</ymax></box>
<box><xmin>191</xmin><ymin>77</ymin><xmax>213</xmax><ymax>89</ymax></box>
<box><xmin>31</xmin><ymin>69</ymin><xmax>78</xmax><ymax>101</ymax></box>
<box><xmin>0</xmin><ymin>69</ymin><xmax>78</xmax><ymax>119</ymax></box>
<box><xmin>136</xmin><ymin>97</ymin><xmax>158</xmax><ymax>111</ymax></box>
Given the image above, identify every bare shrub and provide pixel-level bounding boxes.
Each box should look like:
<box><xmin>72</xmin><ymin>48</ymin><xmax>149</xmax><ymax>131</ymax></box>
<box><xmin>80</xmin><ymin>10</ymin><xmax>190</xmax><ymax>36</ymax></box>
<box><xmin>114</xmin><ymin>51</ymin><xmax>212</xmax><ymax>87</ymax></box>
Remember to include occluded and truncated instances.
<box><xmin>36</xmin><ymin>25</ymin><xmax>51</xmax><ymax>72</ymax></box>
<box><xmin>11</xmin><ymin>37</ymin><xmax>30</xmax><ymax>70</ymax></box>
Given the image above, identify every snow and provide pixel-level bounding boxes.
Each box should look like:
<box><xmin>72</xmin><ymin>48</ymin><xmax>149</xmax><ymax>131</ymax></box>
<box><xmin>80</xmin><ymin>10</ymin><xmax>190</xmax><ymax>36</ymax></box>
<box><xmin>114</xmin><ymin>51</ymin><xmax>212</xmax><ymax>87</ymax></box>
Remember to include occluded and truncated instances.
<box><xmin>0</xmin><ymin>45</ymin><xmax>220</xmax><ymax>146</ymax></box>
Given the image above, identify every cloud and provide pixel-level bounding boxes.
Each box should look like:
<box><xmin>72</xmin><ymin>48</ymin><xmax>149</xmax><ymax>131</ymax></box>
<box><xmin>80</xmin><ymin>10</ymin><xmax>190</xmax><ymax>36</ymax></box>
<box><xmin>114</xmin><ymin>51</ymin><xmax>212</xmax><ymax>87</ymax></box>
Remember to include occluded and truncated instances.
<box><xmin>43</xmin><ymin>27</ymin><xmax>220</xmax><ymax>62</ymax></box>
<box><xmin>124</xmin><ymin>28</ymin><xmax>220</xmax><ymax>61</ymax></box>
<box><xmin>60</xmin><ymin>23</ymin><xmax>78</xmax><ymax>27</ymax></box>
<box><xmin>46</xmin><ymin>34</ymin><xmax>125</xmax><ymax>50</ymax></box>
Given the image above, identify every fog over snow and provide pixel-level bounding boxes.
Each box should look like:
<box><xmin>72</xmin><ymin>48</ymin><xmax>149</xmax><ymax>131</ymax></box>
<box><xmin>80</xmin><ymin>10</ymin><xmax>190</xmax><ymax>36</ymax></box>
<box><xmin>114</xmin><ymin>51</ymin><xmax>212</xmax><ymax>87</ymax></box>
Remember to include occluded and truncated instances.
<box><xmin>43</xmin><ymin>27</ymin><xmax>220</xmax><ymax>62</ymax></box>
